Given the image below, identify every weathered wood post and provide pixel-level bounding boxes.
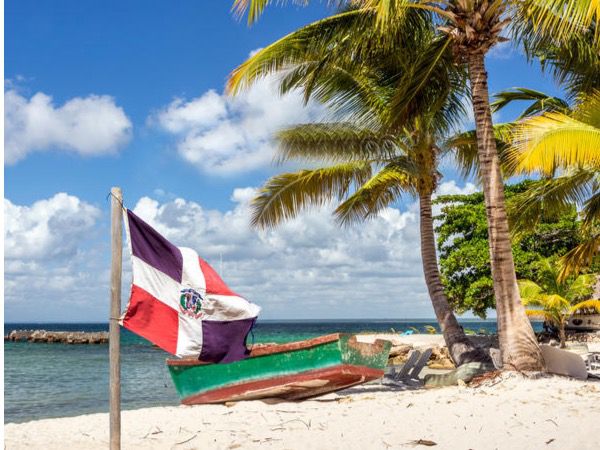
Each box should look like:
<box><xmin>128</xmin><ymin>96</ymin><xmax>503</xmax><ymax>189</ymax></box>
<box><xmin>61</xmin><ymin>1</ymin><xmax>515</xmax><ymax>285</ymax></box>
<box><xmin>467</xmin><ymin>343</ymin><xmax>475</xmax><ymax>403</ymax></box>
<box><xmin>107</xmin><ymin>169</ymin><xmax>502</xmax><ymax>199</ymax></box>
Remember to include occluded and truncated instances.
<box><xmin>109</xmin><ymin>187</ymin><xmax>123</xmax><ymax>450</ymax></box>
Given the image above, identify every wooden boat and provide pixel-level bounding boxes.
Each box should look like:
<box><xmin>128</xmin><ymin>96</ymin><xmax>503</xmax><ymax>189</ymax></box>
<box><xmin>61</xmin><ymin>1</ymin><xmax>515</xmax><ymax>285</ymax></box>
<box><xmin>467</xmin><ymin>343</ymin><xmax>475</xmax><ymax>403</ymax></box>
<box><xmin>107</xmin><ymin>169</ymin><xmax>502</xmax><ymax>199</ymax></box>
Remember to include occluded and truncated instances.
<box><xmin>566</xmin><ymin>313</ymin><xmax>600</xmax><ymax>332</ymax></box>
<box><xmin>166</xmin><ymin>333</ymin><xmax>391</xmax><ymax>405</ymax></box>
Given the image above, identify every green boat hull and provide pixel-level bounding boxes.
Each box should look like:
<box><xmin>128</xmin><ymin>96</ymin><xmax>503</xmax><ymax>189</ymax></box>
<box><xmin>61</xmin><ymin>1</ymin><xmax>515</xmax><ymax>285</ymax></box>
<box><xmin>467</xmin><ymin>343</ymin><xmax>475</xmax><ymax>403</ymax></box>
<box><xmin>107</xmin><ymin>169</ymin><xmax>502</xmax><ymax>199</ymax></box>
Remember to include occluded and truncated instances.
<box><xmin>167</xmin><ymin>333</ymin><xmax>391</xmax><ymax>404</ymax></box>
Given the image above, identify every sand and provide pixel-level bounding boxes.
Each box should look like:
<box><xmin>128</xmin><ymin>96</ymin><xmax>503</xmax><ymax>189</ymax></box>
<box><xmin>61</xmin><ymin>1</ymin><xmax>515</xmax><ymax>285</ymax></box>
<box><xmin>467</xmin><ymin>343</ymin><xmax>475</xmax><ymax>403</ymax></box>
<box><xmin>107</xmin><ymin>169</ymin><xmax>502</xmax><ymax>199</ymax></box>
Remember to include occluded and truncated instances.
<box><xmin>5</xmin><ymin>372</ymin><xmax>600</xmax><ymax>450</ymax></box>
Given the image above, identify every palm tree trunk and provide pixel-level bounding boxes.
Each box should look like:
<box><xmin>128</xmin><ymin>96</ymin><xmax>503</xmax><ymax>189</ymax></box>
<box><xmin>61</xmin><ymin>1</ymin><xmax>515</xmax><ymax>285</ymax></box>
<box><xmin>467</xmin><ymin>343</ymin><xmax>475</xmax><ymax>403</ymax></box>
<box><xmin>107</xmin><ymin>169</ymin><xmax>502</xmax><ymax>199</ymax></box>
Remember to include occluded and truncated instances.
<box><xmin>467</xmin><ymin>52</ymin><xmax>544</xmax><ymax>371</ymax></box>
<box><xmin>419</xmin><ymin>191</ymin><xmax>491</xmax><ymax>366</ymax></box>
<box><xmin>559</xmin><ymin>323</ymin><xmax>566</xmax><ymax>349</ymax></box>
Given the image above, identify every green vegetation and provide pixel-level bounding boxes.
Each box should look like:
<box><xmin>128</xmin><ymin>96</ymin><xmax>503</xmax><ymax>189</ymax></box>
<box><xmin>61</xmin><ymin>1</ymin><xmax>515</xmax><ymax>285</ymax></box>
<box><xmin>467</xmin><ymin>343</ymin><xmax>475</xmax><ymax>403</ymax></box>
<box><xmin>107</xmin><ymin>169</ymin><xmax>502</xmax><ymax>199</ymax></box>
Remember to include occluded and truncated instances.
<box><xmin>435</xmin><ymin>182</ymin><xmax>598</xmax><ymax>318</ymax></box>
<box><xmin>518</xmin><ymin>258</ymin><xmax>600</xmax><ymax>348</ymax></box>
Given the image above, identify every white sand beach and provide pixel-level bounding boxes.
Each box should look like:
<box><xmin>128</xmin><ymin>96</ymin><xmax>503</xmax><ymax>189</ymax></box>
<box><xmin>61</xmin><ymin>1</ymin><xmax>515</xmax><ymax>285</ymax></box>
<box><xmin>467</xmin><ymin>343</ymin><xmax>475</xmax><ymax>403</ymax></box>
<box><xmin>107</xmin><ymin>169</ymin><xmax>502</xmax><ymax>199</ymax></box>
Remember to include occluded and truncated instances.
<box><xmin>5</xmin><ymin>371</ymin><xmax>600</xmax><ymax>450</ymax></box>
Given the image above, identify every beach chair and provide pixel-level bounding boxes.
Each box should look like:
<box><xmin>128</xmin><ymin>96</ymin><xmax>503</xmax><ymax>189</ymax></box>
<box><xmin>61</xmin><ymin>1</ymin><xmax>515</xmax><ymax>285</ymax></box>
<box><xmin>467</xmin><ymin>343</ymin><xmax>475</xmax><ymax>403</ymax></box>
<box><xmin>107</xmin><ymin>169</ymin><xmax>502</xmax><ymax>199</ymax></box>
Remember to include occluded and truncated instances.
<box><xmin>387</xmin><ymin>349</ymin><xmax>421</xmax><ymax>381</ymax></box>
<box><xmin>386</xmin><ymin>348</ymin><xmax>433</xmax><ymax>383</ymax></box>
<box><xmin>407</xmin><ymin>348</ymin><xmax>433</xmax><ymax>380</ymax></box>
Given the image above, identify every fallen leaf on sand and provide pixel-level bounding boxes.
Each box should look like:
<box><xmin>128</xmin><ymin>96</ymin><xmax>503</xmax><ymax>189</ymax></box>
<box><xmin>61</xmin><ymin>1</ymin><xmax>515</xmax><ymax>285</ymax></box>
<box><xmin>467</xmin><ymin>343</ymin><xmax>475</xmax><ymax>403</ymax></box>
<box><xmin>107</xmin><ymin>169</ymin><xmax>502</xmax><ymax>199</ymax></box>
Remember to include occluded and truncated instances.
<box><xmin>408</xmin><ymin>439</ymin><xmax>437</xmax><ymax>447</ymax></box>
<box><xmin>337</xmin><ymin>397</ymin><xmax>353</xmax><ymax>403</ymax></box>
<box><xmin>546</xmin><ymin>438</ymin><xmax>555</xmax><ymax>445</ymax></box>
<box><xmin>141</xmin><ymin>426</ymin><xmax>163</xmax><ymax>439</ymax></box>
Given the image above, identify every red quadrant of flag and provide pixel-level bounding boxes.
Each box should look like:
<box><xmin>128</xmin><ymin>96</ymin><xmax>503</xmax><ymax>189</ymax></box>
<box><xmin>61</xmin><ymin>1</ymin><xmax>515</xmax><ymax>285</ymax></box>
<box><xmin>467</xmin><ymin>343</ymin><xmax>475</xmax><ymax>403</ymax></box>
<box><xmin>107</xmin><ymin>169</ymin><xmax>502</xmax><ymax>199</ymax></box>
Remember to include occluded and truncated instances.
<box><xmin>122</xmin><ymin>285</ymin><xmax>179</xmax><ymax>354</ymax></box>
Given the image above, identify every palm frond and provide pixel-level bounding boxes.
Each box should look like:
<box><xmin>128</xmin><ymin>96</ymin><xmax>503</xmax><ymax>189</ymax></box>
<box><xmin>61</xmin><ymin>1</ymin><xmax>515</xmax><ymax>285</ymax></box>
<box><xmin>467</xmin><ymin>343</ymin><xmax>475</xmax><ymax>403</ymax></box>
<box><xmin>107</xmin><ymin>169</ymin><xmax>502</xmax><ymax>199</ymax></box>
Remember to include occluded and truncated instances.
<box><xmin>559</xmin><ymin>233</ymin><xmax>600</xmax><ymax>280</ymax></box>
<box><xmin>229</xmin><ymin>5</ymin><xmax>465</xmax><ymax>135</ymax></box>
<box><xmin>227</xmin><ymin>9</ymin><xmax>368</xmax><ymax>94</ymax></box>
<box><xmin>491</xmin><ymin>87</ymin><xmax>570</xmax><ymax>118</ymax></box>
<box><xmin>510</xmin><ymin>113</ymin><xmax>600</xmax><ymax>175</ymax></box>
<box><xmin>387</xmin><ymin>35</ymin><xmax>468</xmax><ymax>133</ymax></box>
<box><xmin>527</xmin><ymin>26</ymin><xmax>600</xmax><ymax>99</ymax></box>
<box><xmin>508</xmin><ymin>170</ymin><xmax>595</xmax><ymax>233</ymax></box>
<box><xmin>573</xmin><ymin>90</ymin><xmax>600</xmax><ymax>129</ymax></box>
<box><xmin>276</xmin><ymin>123</ymin><xmax>400</xmax><ymax>164</ymax></box>
<box><xmin>543</xmin><ymin>293</ymin><xmax>572</xmax><ymax>311</ymax></box>
<box><xmin>524</xmin><ymin>309</ymin><xmax>552</xmax><ymax>321</ymax></box>
<box><xmin>445</xmin><ymin>123</ymin><xmax>514</xmax><ymax>179</ymax></box>
<box><xmin>566</xmin><ymin>274</ymin><xmax>596</xmax><ymax>301</ymax></box>
<box><xmin>582</xmin><ymin>192</ymin><xmax>600</xmax><ymax>227</ymax></box>
<box><xmin>250</xmin><ymin>162</ymin><xmax>372</xmax><ymax>229</ymax></box>
<box><xmin>570</xmin><ymin>298</ymin><xmax>600</xmax><ymax>314</ymax></box>
<box><xmin>277</xmin><ymin>62</ymin><xmax>390</xmax><ymax>126</ymax></box>
<box><xmin>334</xmin><ymin>160</ymin><xmax>418</xmax><ymax>226</ymax></box>
<box><xmin>514</xmin><ymin>0</ymin><xmax>600</xmax><ymax>48</ymax></box>
<box><xmin>518</xmin><ymin>279</ymin><xmax>545</xmax><ymax>301</ymax></box>
<box><xmin>232</xmin><ymin>0</ymin><xmax>308</xmax><ymax>25</ymax></box>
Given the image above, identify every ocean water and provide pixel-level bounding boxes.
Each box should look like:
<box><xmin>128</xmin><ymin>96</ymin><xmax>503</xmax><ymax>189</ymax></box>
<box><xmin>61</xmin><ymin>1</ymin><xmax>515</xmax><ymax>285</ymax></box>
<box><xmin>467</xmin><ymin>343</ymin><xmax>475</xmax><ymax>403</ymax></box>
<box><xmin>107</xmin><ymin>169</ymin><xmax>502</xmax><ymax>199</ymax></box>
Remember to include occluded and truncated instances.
<box><xmin>4</xmin><ymin>319</ymin><xmax>520</xmax><ymax>424</ymax></box>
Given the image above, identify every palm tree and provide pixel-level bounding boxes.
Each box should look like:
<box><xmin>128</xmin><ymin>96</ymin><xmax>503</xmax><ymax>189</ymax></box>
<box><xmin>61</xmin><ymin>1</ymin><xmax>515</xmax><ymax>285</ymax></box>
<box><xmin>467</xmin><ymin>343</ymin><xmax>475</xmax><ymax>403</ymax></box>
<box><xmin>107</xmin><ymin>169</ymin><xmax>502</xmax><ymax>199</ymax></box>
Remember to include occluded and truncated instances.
<box><xmin>231</xmin><ymin>9</ymin><xmax>491</xmax><ymax>365</ymax></box>
<box><xmin>507</xmin><ymin>90</ymin><xmax>600</xmax><ymax>279</ymax></box>
<box><xmin>231</xmin><ymin>0</ymin><xmax>598</xmax><ymax>370</ymax></box>
<box><xmin>257</xmin><ymin>121</ymin><xmax>490</xmax><ymax>366</ymax></box>
<box><xmin>518</xmin><ymin>258</ymin><xmax>600</xmax><ymax>348</ymax></box>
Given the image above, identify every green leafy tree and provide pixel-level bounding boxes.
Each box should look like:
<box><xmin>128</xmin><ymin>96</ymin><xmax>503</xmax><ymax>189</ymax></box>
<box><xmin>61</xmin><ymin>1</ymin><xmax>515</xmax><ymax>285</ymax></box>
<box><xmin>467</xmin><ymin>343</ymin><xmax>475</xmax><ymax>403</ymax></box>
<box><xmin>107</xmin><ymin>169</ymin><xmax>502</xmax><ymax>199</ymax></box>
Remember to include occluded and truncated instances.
<box><xmin>519</xmin><ymin>258</ymin><xmax>600</xmax><ymax>347</ymax></box>
<box><xmin>435</xmin><ymin>183</ymin><xmax>594</xmax><ymax>317</ymax></box>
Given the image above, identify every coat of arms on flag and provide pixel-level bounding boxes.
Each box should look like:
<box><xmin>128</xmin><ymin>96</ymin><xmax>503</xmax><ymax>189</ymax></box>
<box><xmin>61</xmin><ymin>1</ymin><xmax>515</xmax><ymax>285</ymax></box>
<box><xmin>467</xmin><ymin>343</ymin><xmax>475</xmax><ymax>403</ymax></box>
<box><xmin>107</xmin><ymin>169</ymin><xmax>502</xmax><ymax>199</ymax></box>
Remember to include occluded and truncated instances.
<box><xmin>120</xmin><ymin>209</ymin><xmax>260</xmax><ymax>363</ymax></box>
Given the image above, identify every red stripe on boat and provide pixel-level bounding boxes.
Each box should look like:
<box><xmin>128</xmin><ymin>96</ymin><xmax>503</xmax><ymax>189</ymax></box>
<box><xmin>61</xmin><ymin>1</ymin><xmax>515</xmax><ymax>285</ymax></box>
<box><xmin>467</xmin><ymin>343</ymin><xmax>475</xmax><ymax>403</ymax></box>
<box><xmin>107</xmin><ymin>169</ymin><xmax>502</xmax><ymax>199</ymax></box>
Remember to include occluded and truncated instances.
<box><xmin>123</xmin><ymin>285</ymin><xmax>179</xmax><ymax>354</ymax></box>
<box><xmin>198</xmin><ymin>257</ymin><xmax>238</xmax><ymax>296</ymax></box>
<box><xmin>179</xmin><ymin>364</ymin><xmax>384</xmax><ymax>405</ymax></box>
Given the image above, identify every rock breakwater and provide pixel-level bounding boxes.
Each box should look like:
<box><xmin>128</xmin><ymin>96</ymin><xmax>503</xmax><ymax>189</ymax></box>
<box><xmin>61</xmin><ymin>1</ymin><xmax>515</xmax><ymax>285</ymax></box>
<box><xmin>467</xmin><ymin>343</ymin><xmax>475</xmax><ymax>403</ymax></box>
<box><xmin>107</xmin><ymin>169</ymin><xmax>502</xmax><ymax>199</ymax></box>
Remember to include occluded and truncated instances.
<box><xmin>5</xmin><ymin>330</ymin><xmax>109</xmax><ymax>344</ymax></box>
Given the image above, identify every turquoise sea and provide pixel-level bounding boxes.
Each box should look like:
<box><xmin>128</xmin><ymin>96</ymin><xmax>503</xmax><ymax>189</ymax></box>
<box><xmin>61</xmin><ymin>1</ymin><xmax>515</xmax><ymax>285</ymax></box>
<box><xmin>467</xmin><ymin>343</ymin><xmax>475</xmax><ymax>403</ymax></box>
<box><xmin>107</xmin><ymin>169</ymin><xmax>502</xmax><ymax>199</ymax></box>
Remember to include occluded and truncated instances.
<box><xmin>4</xmin><ymin>320</ymin><xmax>536</xmax><ymax>424</ymax></box>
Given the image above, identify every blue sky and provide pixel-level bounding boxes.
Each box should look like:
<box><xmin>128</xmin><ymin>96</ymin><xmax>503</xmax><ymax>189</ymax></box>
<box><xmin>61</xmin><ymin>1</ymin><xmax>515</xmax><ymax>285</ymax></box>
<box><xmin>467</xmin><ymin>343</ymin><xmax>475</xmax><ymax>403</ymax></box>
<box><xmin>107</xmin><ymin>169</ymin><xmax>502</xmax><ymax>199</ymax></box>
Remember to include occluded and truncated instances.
<box><xmin>5</xmin><ymin>1</ymin><xmax>565</xmax><ymax>322</ymax></box>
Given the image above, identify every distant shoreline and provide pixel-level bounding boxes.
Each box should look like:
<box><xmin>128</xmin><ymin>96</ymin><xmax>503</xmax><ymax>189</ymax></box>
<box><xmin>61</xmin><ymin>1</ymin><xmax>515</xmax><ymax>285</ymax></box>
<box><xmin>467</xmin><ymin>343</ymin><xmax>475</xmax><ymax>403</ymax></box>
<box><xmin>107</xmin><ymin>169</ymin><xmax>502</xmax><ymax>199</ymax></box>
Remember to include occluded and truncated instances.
<box><xmin>4</xmin><ymin>318</ymin><xmax>503</xmax><ymax>325</ymax></box>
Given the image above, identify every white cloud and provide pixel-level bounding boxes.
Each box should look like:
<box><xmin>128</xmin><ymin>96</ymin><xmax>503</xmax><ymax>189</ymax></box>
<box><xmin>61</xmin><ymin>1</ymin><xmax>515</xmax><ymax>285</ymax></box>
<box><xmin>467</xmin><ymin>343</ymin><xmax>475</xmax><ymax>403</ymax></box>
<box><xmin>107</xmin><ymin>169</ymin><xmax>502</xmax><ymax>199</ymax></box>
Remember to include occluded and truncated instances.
<box><xmin>4</xmin><ymin>90</ymin><xmax>132</xmax><ymax>164</ymax></box>
<box><xmin>152</xmin><ymin>75</ymin><xmax>324</xmax><ymax>175</ymax></box>
<box><xmin>4</xmin><ymin>193</ymin><xmax>101</xmax><ymax>260</ymax></box>
<box><xmin>488</xmin><ymin>40</ymin><xmax>515</xmax><ymax>60</ymax></box>
<box><xmin>431</xmin><ymin>181</ymin><xmax>479</xmax><ymax>216</ymax></box>
<box><xmin>434</xmin><ymin>180</ymin><xmax>478</xmax><ymax>197</ymax></box>
<box><xmin>4</xmin><ymin>182</ymin><xmax>479</xmax><ymax>321</ymax></box>
<box><xmin>130</xmin><ymin>189</ymin><xmax>432</xmax><ymax>319</ymax></box>
<box><xmin>4</xmin><ymin>194</ymin><xmax>107</xmax><ymax>319</ymax></box>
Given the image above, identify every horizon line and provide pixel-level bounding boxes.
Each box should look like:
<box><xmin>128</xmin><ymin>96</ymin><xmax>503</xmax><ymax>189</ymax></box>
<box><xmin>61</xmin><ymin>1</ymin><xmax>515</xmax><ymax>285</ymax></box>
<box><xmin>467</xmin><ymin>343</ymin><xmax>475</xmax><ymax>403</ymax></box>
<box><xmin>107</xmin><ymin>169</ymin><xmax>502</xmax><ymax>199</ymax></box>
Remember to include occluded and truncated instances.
<box><xmin>4</xmin><ymin>318</ymin><xmax>499</xmax><ymax>324</ymax></box>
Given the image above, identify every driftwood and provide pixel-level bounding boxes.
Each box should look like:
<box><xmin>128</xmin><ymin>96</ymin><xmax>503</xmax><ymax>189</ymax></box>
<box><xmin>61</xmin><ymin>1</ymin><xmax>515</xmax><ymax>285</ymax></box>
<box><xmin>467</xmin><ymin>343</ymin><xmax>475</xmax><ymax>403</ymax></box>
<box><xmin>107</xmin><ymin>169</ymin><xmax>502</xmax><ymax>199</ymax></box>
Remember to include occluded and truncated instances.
<box><xmin>5</xmin><ymin>329</ymin><xmax>109</xmax><ymax>344</ymax></box>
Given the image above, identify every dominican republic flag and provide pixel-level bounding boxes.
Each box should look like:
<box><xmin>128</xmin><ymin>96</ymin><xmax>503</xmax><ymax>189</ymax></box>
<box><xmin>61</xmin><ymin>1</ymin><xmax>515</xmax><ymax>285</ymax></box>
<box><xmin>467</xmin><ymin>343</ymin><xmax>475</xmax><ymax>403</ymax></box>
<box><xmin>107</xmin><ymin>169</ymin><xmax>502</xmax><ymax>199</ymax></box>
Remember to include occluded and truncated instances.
<box><xmin>120</xmin><ymin>209</ymin><xmax>260</xmax><ymax>362</ymax></box>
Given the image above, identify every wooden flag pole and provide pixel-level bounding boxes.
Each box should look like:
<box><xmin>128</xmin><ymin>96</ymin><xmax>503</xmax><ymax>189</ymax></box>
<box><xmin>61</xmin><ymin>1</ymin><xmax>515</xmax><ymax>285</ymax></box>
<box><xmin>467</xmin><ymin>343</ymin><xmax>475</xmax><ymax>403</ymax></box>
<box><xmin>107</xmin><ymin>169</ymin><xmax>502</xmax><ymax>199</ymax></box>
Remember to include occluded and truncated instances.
<box><xmin>109</xmin><ymin>187</ymin><xmax>123</xmax><ymax>450</ymax></box>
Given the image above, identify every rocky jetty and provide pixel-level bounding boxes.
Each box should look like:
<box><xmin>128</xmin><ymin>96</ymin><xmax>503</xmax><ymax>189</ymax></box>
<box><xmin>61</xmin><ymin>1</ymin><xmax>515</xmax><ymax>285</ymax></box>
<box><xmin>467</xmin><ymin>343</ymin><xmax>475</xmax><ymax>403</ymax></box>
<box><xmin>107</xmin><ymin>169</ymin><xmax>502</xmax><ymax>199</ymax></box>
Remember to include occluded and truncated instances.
<box><xmin>387</xmin><ymin>343</ymin><xmax>455</xmax><ymax>369</ymax></box>
<box><xmin>5</xmin><ymin>329</ymin><xmax>109</xmax><ymax>344</ymax></box>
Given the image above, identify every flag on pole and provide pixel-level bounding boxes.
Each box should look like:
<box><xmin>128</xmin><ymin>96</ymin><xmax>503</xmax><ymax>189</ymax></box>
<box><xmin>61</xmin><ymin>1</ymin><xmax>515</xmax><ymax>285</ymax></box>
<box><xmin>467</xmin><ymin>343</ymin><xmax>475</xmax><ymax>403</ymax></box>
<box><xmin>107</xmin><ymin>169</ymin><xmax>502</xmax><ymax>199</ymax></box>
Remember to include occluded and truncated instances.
<box><xmin>120</xmin><ymin>209</ymin><xmax>260</xmax><ymax>362</ymax></box>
